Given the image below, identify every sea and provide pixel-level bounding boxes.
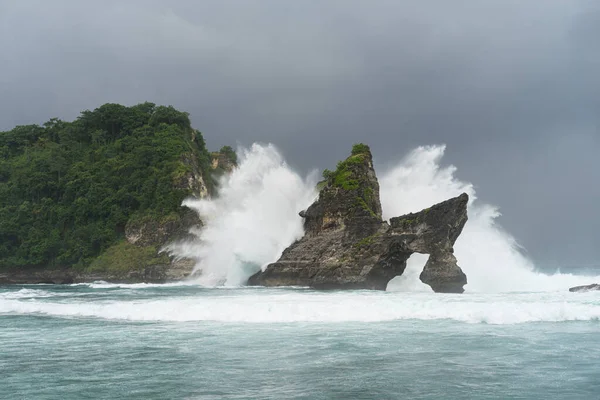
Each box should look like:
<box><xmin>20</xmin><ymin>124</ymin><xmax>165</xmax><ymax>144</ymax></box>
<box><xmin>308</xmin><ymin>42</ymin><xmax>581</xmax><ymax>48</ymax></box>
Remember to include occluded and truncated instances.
<box><xmin>1</xmin><ymin>283</ymin><xmax>599</xmax><ymax>399</ymax></box>
<box><xmin>2</xmin><ymin>144</ymin><xmax>599</xmax><ymax>399</ymax></box>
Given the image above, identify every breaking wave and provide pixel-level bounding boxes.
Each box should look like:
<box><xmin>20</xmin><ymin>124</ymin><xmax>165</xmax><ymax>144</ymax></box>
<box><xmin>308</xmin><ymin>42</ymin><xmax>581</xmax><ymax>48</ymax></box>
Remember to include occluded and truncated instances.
<box><xmin>1</xmin><ymin>288</ymin><xmax>599</xmax><ymax>324</ymax></box>
<box><xmin>168</xmin><ymin>143</ymin><xmax>317</xmax><ymax>286</ymax></box>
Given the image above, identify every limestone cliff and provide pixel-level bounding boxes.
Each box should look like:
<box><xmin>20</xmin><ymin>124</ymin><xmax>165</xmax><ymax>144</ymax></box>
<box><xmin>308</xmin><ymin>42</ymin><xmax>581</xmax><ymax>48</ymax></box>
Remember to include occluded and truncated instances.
<box><xmin>211</xmin><ymin>148</ymin><xmax>237</xmax><ymax>174</ymax></box>
<box><xmin>248</xmin><ymin>144</ymin><xmax>469</xmax><ymax>293</ymax></box>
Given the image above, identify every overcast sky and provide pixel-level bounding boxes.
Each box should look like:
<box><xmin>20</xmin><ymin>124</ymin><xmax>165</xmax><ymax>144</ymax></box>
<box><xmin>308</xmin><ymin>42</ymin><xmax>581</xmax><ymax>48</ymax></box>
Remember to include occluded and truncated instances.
<box><xmin>1</xmin><ymin>0</ymin><xmax>598</xmax><ymax>267</ymax></box>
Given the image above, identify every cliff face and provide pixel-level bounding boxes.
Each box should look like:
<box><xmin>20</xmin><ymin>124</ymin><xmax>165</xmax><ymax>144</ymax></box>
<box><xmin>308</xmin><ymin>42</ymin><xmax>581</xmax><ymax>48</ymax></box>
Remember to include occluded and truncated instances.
<box><xmin>301</xmin><ymin>143</ymin><xmax>382</xmax><ymax>238</ymax></box>
<box><xmin>248</xmin><ymin>144</ymin><xmax>468</xmax><ymax>293</ymax></box>
<box><xmin>112</xmin><ymin>144</ymin><xmax>239</xmax><ymax>282</ymax></box>
<box><xmin>211</xmin><ymin>152</ymin><xmax>236</xmax><ymax>174</ymax></box>
<box><xmin>124</xmin><ymin>129</ymin><xmax>209</xmax><ymax>249</ymax></box>
<box><xmin>83</xmin><ymin>127</ymin><xmax>214</xmax><ymax>282</ymax></box>
<box><xmin>114</xmin><ymin>144</ymin><xmax>229</xmax><ymax>282</ymax></box>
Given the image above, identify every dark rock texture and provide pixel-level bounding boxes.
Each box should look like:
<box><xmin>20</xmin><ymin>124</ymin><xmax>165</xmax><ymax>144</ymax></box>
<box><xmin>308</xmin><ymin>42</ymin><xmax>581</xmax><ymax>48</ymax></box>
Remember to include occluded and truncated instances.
<box><xmin>569</xmin><ymin>283</ymin><xmax>600</xmax><ymax>292</ymax></box>
<box><xmin>248</xmin><ymin>144</ymin><xmax>469</xmax><ymax>293</ymax></box>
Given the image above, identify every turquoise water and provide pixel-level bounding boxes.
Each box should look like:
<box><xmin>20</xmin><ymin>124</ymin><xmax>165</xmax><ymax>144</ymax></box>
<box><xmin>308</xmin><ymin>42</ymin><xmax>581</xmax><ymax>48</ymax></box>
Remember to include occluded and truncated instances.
<box><xmin>1</xmin><ymin>284</ymin><xmax>600</xmax><ymax>399</ymax></box>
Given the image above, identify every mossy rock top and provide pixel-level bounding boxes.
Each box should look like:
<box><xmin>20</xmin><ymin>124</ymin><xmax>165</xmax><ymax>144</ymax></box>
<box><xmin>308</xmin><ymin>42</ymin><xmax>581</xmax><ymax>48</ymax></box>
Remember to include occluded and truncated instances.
<box><xmin>321</xmin><ymin>143</ymin><xmax>373</xmax><ymax>191</ymax></box>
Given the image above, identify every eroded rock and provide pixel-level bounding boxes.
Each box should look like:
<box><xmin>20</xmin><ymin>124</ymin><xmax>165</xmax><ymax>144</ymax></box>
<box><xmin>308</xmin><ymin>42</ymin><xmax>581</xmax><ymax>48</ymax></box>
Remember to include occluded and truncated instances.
<box><xmin>247</xmin><ymin>144</ymin><xmax>469</xmax><ymax>293</ymax></box>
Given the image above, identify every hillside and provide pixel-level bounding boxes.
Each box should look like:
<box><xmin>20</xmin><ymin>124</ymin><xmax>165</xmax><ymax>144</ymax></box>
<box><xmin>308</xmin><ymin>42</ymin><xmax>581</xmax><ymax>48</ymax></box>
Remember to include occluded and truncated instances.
<box><xmin>0</xmin><ymin>102</ymin><xmax>234</xmax><ymax>279</ymax></box>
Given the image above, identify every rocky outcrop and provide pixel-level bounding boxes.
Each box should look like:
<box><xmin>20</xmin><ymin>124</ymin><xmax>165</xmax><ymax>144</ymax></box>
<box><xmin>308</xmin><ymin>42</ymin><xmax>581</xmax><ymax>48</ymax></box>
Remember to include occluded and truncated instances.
<box><xmin>177</xmin><ymin>130</ymin><xmax>212</xmax><ymax>199</ymax></box>
<box><xmin>569</xmin><ymin>284</ymin><xmax>600</xmax><ymax>292</ymax></box>
<box><xmin>211</xmin><ymin>152</ymin><xmax>236</xmax><ymax>173</ymax></box>
<box><xmin>248</xmin><ymin>144</ymin><xmax>469</xmax><ymax>293</ymax></box>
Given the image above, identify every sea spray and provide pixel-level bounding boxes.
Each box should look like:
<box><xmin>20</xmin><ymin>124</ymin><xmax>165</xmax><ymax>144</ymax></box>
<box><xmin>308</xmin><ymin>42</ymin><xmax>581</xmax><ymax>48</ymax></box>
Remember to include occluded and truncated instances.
<box><xmin>381</xmin><ymin>145</ymin><xmax>600</xmax><ymax>292</ymax></box>
<box><xmin>169</xmin><ymin>144</ymin><xmax>317</xmax><ymax>286</ymax></box>
<box><xmin>173</xmin><ymin>143</ymin><xmax>599</xmax><ymax>292</ymax></box>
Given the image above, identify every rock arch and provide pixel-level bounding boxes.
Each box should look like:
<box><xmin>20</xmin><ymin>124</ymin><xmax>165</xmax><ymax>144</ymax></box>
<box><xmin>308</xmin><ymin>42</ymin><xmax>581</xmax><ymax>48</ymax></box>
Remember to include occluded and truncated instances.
<box><xmin>248</xmin><ymin>145</ymin><xmax>468</xmax><ymax>293</ymax></box>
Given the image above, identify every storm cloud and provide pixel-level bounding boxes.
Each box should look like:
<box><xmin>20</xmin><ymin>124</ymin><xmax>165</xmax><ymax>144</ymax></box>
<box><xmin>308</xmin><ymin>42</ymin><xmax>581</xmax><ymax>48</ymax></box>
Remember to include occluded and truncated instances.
<box><xmin>1</xmin><ymin>0</ymin><xmax>599</xmax><ymax>267</ymax></box>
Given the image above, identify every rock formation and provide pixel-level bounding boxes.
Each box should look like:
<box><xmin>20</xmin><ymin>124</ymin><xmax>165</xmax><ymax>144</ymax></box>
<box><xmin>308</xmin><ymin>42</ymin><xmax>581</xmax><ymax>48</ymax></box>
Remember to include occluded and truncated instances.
<box><xmin>247</xmin><ymin>144</ymin><xmax>469</xmax><ymax>293</ymax></box>
<box><xmin>211</xmin><ymin>150</ymin><xmax>237</xmax><ymax>174</ymax></box>
<box><xmin>569</xmin><ymin>284</ymin><xmax>600</xmax><ymax>292</ymax></box>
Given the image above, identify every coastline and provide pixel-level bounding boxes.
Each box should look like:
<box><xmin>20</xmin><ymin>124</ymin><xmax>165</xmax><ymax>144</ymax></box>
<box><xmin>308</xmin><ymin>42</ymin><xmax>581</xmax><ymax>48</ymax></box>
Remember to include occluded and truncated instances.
<box><xmin>0</xmin><ymin>259</ymin><xmax>195</xmax><ymax>285</ymax></box>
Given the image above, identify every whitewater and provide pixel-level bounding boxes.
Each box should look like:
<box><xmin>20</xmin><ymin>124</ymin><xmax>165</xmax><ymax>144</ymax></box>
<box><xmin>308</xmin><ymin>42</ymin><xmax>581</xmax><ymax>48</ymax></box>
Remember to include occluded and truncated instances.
<box><xmin>2</xmin><ymin>143</ymin><xmax>600</xmax><ymax>399</ymax></box>
<box><xmin>2</xmin><ymin>285</ymin><xmax>600</xmax><ymax>324</ymax></box>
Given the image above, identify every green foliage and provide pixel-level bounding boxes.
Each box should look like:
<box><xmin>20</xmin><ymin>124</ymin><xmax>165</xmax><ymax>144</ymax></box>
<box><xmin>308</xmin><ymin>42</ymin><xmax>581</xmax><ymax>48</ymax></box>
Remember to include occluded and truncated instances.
<box><xmin>355</xmin><ymin>187</ymin><xmax>377</xmax><ymax>217</ymax></box>
<box><xmin>326</xmin><ymin>156</ymin><xmax>362</xmax><ymax>190</ymax></box>
<box><xmin>353</xmin><ymin>234</ymin><xmax>378</xmax><ymax>249</ymax></box>
<box><xmin>318</xmin><ymin>144</ymin><xmax>379</xmax><ymax>219</ymax></box>
<box><xmin>395</xmin><ymin>215</ymin><xmax>421</xmax><ymax>227</ymax></box>
<box><xmin>219</xmin><ymin>146</ymin><xmax>238</xmax><ymax>165</ymax></box>
<box><xmin>0</xmin><ymin>103</ymin><xmax>214</xmax><ymax>270</ymax></box>
<box><xmin>87</xmin><ymin>240</ymin><xmax>169</xmax><ymax>274</ymax></box>
<box><xmin>354</xmin><ymin>196</ymin><xmax>377</xmax><ymax>218</ymax></box>
<box><xmin>321</xmin><ymin>144</ymin><xmax>371</xmax><ymax>191</ymax></box>
<box><xmin>351</xmin><ymin>143</ymin><xmax>370</xmax><ymax>156</ymax></box>
<box><xmin>316</xmin><ymin>179</ymin><xmax>328</xmax><ymax>191</ymax></box>
<box><xmin>322</xmin><ymin>169</ymin><xmax>334</xmax><ymax>179</ymax></box>
<box><xmin>149</xmin><ymin>105</ymin><xmax>191</xmax><ymax>130</ymax></box>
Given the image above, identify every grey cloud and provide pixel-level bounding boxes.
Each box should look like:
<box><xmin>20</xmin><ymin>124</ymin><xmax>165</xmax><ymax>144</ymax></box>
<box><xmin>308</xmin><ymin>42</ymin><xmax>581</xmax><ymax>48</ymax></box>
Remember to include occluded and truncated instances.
<box><xmin>0</xmin><ymin>0</ymin><xmax>598</xmax><ymax>267</ymax></box>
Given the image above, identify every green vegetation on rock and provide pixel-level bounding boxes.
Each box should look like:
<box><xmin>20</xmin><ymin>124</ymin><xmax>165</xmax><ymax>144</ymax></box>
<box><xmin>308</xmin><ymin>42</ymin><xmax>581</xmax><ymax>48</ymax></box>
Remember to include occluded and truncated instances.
<box><xmin>350</xmin><ymin>143</ymin><xmax>370</xmax><ymax>156</ymax></box>
<box><xmin>218</xmin><ymin>146</ymin><xmax>238</xmax><ymax>166</ymax></box>
<box><xmin>210</xmin><ymin>146</ymin><xmax>238</xmax><ymax>185</ymax></box>
<box><xmin>321</xmin><ymin>143</ymin><xmax>371</xmax><ymax>191</ymax></box>
<box><xmin>319</xmin><ymin>143</ymin><xmax>379</xmax><ymax>218</ymax></box>
<box><xmin>352</xmin><ymin>233</ymin><xmax>381</xmax><ymax>249</ymax></box>
<box><xmin>87</xmin><ymin>240</ymin><xmax>169</xmax><ymax>274</ymax></box>
<box><xmin>0</xmin><ymin>102</ymin><xmax>216</xmax><ymax>271</ymax></box>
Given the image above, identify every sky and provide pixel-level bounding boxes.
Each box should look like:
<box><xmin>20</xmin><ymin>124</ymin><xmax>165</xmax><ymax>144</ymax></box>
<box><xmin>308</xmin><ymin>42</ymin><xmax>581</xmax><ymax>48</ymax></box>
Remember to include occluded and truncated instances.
<box><xmin>0</xmin><ymin>0</ymin><xmax>598</xmax><ymax>267</ymax></box>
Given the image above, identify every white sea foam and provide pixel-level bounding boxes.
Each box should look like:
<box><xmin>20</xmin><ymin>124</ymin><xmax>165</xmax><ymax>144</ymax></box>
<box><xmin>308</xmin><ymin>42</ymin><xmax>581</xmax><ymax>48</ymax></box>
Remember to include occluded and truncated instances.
<box><xmin>1</xmin><ymin>290</ymin><xmax>599</xmax><ymax>324</ymax></box>
<box><xmin>0</xmin><ymin>288</ymin><xmax>52</xmax><ymax>299</ymax></box>
<box><xmin>71</xmin><ymin>282</ymin><xmax>192</xmax><ymax>289</ymax></box>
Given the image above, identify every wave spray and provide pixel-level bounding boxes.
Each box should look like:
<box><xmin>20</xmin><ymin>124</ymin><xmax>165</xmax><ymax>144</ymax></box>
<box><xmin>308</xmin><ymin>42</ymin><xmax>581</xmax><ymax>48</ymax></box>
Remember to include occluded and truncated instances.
<box><xmin>171</xmin><ymin>144</ymin><xmax>317</xmax><ymax>286</ymax></box>
<box><xmin>174</xmin><ymin>143</ymin><xmax>598</xmax><ymax>292</ymax></box>
<box><xmin>379</xmin><ymin>145</ymin><xmax>596</xmax><ymax>292</ymax></box>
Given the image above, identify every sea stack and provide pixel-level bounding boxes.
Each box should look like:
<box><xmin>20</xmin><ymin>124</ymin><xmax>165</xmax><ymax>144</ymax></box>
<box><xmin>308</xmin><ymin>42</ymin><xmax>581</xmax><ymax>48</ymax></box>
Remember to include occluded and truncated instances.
<box><xmin>248</xmin><ymin>144</ymin><xmax>469</xmax><ymax>293</ymax></box>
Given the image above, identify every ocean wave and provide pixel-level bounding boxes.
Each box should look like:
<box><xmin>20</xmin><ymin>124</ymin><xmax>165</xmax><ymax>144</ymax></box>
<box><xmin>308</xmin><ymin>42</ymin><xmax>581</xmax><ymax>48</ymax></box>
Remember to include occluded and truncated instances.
<box><xmin>2</xmin><ymin>291</ymin><xmax>599</xmax><ymax>324</ymax></box>
<box><xmin>69</xmin><ymin>281</ymin><xmax>195</xmax><ymax>289</ymax></box>
<box><xmin>0</xmin><ymin>288</ymin><xmax>53</xmax><ymax>299</ymax></box>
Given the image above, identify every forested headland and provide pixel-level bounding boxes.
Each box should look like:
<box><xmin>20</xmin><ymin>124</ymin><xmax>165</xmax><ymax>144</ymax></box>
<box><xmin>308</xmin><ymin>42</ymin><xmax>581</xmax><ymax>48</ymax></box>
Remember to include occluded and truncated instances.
<box><xmin>0</xmin><ymin>103</ymin><xmax>235</xmax><ymax>276</ymax></box>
